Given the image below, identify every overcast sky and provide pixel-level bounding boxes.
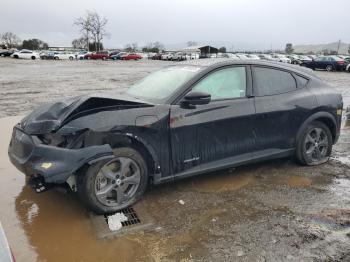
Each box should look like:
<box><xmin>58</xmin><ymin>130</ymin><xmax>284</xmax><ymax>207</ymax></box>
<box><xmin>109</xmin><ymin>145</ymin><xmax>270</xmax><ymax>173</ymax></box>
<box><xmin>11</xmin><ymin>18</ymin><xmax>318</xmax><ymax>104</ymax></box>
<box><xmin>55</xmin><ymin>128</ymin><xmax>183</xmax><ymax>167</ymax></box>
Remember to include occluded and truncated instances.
<box><xmin>1</xmin><ymin>0</ymin><xmax>349</xmax><ymax>50</ymax></box>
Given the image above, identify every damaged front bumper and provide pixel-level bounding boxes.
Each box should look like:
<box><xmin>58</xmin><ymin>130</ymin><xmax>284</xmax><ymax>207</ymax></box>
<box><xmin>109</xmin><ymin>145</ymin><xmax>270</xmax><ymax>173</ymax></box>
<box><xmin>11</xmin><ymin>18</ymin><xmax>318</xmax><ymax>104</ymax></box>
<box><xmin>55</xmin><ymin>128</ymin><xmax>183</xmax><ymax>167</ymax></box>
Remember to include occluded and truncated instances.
<box><xmin>8</xmin><ymin>126</ymin><xmax>114</xmax><ymax>184</ymax></box>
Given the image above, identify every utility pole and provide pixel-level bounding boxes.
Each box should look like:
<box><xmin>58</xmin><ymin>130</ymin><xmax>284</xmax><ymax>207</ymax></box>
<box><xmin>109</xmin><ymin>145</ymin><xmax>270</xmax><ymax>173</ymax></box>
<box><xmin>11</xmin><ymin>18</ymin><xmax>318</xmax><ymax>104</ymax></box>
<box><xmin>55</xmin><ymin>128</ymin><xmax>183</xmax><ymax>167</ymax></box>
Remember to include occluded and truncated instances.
<box><xmin>337</xmin><ymin>39</ymin><xmax>341</xmax><ymax>54</ymax></box>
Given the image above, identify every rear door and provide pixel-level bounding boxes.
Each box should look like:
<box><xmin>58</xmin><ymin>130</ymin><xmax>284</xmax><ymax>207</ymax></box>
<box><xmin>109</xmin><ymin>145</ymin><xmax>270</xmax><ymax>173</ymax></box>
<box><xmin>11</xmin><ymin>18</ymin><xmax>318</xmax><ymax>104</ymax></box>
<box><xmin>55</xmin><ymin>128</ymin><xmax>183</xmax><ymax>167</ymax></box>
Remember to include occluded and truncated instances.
<box><xmin>170</xmin><ymin>66</ymin><xmax>256</xmax><ymax>174</ymax></box>
<box><xmin>252</xmin><ymin>66</ymin><xmax>317</xmax><ymax>152</ymax></box>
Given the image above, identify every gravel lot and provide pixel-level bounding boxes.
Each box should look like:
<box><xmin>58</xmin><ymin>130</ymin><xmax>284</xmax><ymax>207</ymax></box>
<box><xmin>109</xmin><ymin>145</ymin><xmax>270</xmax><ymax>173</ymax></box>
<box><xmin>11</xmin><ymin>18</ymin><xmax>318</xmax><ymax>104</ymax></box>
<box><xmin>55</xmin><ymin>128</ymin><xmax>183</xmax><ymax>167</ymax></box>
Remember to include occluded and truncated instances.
<box><xmin>0</xmin><ymin>58</ymin><xmax>349</xmax><ymax>262</ymax></box>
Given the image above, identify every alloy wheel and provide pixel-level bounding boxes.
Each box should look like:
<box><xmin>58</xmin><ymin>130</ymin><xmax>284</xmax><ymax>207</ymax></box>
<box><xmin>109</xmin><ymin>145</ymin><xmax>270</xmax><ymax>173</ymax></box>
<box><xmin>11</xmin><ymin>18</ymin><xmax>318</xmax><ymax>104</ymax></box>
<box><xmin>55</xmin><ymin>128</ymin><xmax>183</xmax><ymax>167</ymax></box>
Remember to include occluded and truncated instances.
<box><xmin>326</xmin><ymin>65</ymin><xmax>333</xmax><ymax>72</ymax></box>
<box><xmin>304</xmin><ymin>127</ymin><xmax>329</xmax><ymax>163</ymax></box>
<box><xmin>94</xmin><ymin>157</ymin><xmax>141</xmax><ymax>207</ymax></box>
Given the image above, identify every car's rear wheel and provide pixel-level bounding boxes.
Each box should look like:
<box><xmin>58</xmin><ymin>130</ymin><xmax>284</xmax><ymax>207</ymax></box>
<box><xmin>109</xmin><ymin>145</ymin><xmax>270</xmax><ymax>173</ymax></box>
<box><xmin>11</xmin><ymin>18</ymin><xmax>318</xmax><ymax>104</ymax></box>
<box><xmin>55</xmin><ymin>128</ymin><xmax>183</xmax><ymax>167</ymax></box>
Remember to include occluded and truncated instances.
<box><xmin>69</xmin><ymin>56</ymin><xmax>74</xmax><ymax>60</ymax></box>
<box><xmin>296</xmin><ymin>121</ymin><xmax>332</xmax><ymax>166</ymax></box>
<box><xmin>31</xmin><ymin>56</ymin><xmax>36</xmax><ymax>60</ymax></box>
<box><xmin>78</xmin><ymin>147</ymin><xmax>148</xmax><ymax>214</ymax></box>
<box><xmin>326</xmin><ymin>65</ymin><xmax>334</xmax><ymax>72</ymax></box>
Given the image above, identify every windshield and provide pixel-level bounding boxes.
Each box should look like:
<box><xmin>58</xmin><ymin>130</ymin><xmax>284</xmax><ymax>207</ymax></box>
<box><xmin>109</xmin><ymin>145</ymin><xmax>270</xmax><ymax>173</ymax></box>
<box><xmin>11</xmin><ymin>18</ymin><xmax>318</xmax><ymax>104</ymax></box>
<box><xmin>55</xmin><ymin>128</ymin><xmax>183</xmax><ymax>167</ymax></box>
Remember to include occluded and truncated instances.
<box><xmin>125</xmin><ymin>66</ymin><xmax>201</xmax><ymax>103</ymax></box>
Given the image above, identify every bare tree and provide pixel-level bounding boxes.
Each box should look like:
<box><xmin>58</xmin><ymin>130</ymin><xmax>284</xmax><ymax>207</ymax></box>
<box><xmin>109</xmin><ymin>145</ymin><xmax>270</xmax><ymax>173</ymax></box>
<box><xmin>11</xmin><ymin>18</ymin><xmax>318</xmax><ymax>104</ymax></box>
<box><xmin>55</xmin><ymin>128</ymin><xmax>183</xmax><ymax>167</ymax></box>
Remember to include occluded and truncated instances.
<box><xmin>1</xmin><ymin>32</ymin><xmax>21</xmax><ymax>48</ymax></box>
<box><xmin>187</xmin><ymin>41</ymin><xmax>198</xmax><ymax>47</ymax></box>
<box><xmin>72</xmin><ymin>37</ymin><xmax>88</xmax><ymax>49</ymax></box>
<box><xmin>88</xmin><ymin>11</ymin><xmax>108</xmax><ymax>52</ymax></box>
<box><xmin>124</xmin><ymin>42</ymin><xmax>138</xmax><ymax>52</ymax></box>
<box><xmin>74</xmin><ymin>11</ymin><xmax>94</xmax><ymax>51</ymax></box>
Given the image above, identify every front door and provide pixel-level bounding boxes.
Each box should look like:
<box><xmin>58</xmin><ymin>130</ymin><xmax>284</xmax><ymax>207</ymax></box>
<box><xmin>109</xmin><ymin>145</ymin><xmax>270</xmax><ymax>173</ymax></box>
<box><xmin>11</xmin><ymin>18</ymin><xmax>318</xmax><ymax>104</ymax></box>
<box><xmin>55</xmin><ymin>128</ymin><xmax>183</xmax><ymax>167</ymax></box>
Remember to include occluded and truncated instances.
<box><xmin>170</xmin><ymin>66</ymin><xmax>256</xmax><ymax>174</ymax></box>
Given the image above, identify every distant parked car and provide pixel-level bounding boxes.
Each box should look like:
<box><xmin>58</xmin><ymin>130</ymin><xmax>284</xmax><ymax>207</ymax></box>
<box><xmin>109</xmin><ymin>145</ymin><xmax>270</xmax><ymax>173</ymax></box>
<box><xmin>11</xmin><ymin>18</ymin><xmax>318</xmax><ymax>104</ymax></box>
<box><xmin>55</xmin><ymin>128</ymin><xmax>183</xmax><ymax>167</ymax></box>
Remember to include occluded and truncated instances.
<box><xmin>11</xmin><ymin>50</ymin><xmax>40</xmax><ymax>60</ymax></box>
<box><xmin>150</xmin><ymin>53</ymin><xmax>162</xmax><ymax>60</ymax></box>
<box><xmin>258</xmin><ymin>54</ymin><xmax>277</xmax><ymax>61</ymax></box>
<box><xmin>161</xmin><ymin>53</ymin><xmax>174</xmax><ymax>60</ymax></box>
<box><xmin>40</xmin><ymin>51</ymin><xmax>58</xmax><ymax>60</ymax></box>
<box><xmin>122</xmin><ymin>53</ymin><xmax>142</xmax><ymax>60</ymax></box>
<box><xmin>173</xmin><ymin>52</ymin><xmax>187</xmax><ymax>61</ymax></box>
<box><xmin>85</xmin><ymin>51</ymin><xmax>111</xmax><ymax>60</ymax></box>
<box><xmin>287</xmin><ymin>54</ymin><xmax>301</xmax><ymax>64</ymax></box>
<box><xmin>110</xmin><ymin>52</ymin><xmax>127</xmax><ymax>60</ymax></box>
<box><xmin>0</xmin><ymin>49</ymin><xmax>16</xmax><ymax>57</ymax></box>
<box><xmin>307</xmin><ymin>55</ymin><xmax>318</xmax><ymax>60</ymax></box>
<box><xmin>222</xmin><ymin>53</ymin><xmax>240</xmax><ymax>59</ymax></box>
<box><xmin>54</xmin><ymin>52</ymin><xmax>76</xmax><ymax>60</ymax></box>
<box><xmin>235</xmin><ymin>54</ymin><xmax>249</xmax><ymax>59</ymax></box>
<box><xmin>247</xmin><ymin>54</ymin><xmax>260</xmax><ymax>60</ymax></box>
<box><xmin>301</xmin><ymin>56</ymin><xmax>346</xmax><ymax>71</ymax></box>
<box><xmin>76</xmin><ymin>51</ymin><xmax>89</xmax><ymax>60</ymax></box>
<box><xmin>271</xmin><ymin>54</ymin><xmax>291</xmax><ymax>63</ymax></box>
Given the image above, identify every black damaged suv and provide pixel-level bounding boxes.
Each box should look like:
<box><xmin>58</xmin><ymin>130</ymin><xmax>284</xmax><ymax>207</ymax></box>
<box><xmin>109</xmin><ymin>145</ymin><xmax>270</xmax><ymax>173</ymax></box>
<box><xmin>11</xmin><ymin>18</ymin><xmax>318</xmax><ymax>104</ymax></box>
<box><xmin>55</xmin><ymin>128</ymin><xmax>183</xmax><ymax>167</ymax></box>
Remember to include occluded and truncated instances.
<box><xmin>8</xmin><ymin>59</ymin><xmax>343</xmax><ymax>214</ymax></box>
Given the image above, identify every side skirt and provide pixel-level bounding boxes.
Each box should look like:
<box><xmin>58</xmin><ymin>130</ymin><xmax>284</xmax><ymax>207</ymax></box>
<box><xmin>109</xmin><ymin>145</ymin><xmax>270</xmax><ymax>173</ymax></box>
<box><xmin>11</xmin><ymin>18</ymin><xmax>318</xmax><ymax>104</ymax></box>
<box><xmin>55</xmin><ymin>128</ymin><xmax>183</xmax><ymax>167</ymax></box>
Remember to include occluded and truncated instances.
<box><xmin>156</xmin><ymin>148</ymin><xmax>295</xmax><ymax>184</ymax></box>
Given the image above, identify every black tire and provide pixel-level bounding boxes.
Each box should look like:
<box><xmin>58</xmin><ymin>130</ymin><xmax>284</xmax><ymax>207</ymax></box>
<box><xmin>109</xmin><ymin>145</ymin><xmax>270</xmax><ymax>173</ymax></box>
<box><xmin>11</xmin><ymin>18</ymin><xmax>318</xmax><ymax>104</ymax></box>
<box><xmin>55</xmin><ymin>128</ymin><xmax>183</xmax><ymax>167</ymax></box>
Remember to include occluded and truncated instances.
<box><xmin>31</xmin><ymin>56</ymin><xmax>36</xmax><ymax>60</ymax></box>
<box><xmin>14</xmin><ymin>55</ymin><xmax>18</xmax><ymax>59</ymax></box>
<box><xmin>296</xmin><ymin>121</ymin><xmax>333</xmax><ymax>166</ymax></box>
<box><xmin>77</xmin><ymin>147</ymin><xmax>148</xmax><ymax>214</ymax></box>
<box><xmin>326</xmin><ymin>65</ymin><xmax>334</xmax><ymax>72</ymax></box>
<box><xmin>54</xmin><ymin>57</ymin><xmax>59</xmax><ymax>60</ymax></box>
<box><xmin>69</xmin><ymin>56</ymin><xmax>74</xmax><ymax>60</ymax></box>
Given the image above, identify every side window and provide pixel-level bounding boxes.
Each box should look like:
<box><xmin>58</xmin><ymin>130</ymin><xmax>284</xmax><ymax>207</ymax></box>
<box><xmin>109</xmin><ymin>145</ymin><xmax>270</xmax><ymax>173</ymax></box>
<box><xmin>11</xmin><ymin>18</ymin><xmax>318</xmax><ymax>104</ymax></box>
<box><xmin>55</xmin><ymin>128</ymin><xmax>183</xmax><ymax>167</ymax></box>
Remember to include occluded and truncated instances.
<box><xmin>295</xmin><ymin>75</ymin><xmax>308</xmax><ymax>88</ymax></box>
<box><xmin>253</xmin><ymin>67</ymin><xmax>297</xmax><ymax>96</ymax></box>
<box><xmin>191</xmin><ymin>67</ymin><xmax>246</xmax><ymax>100</ymax></box>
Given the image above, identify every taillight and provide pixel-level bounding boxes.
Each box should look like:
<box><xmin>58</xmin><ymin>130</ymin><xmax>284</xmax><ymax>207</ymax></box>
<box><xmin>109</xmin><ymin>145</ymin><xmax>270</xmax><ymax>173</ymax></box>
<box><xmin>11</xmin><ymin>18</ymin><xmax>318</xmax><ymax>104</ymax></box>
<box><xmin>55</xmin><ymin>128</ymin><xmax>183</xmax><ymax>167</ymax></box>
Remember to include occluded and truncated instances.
<box><xmin>337</xmin><ymin>61</ymin><xmax>344</xmax><ymax>64</ymax></box>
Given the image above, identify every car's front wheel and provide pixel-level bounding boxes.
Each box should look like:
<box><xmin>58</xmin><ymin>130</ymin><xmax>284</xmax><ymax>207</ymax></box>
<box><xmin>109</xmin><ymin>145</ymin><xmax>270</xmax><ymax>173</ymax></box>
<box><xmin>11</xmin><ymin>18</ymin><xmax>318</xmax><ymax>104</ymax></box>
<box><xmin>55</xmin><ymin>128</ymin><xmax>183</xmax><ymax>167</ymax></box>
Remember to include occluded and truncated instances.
<box><xmin>296</xmin><ymin>121</ymin><xmax>332</xmax><ymax>166</ymax></box>
<box><xmin>78</xmin><ymin>147</ymin><xmax>148</xmax><ymax>214</ymax></box>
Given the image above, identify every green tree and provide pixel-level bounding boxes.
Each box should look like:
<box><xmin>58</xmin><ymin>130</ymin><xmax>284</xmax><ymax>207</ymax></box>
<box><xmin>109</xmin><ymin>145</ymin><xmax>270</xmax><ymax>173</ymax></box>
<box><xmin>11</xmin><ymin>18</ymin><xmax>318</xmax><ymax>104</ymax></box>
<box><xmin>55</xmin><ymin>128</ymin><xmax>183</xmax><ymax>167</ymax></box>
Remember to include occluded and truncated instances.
<box><xmin>219</xmin><ymin>46</ymin><xmax>226</xmax><ymax>53</ymax></box>
<box><xmin>88</xmin><ymin>42</ymin><xmax>103</xmax><ymax>51</ymax></box>
<box><xmin>21</xmin><ymin>39</ymin><xmax>48</xmax><ymax>50</ymax></box>
<box><xmin>285</xmin><ymin>43</ymin><xmax>294</xmax><ymax>54</ymax></box>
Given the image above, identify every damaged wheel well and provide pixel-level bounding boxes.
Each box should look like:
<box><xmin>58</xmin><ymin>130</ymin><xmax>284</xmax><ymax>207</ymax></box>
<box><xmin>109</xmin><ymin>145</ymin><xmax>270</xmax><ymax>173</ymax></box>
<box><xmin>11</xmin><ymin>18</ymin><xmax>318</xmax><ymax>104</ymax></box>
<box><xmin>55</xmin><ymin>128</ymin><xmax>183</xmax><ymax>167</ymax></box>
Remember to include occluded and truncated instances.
<box><xmin>314</xmin><ymin>117</ymin><xmax>336</xmax><ymax>142</ymax></box>
<box><xmin>104</xmin><ymin>135</ymin><xmax>157</xmax><ymax>183</ymax></box>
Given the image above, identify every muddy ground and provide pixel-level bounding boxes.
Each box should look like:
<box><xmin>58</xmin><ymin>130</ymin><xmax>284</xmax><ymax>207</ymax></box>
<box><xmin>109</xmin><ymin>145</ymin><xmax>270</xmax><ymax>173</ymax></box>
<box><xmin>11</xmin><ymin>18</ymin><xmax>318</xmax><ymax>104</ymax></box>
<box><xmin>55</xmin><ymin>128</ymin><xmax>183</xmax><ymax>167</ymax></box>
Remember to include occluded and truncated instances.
<box><xmin>0</xmin><ymin>58</ymin><xmax>349</xmax><ymax>262</ymax></box>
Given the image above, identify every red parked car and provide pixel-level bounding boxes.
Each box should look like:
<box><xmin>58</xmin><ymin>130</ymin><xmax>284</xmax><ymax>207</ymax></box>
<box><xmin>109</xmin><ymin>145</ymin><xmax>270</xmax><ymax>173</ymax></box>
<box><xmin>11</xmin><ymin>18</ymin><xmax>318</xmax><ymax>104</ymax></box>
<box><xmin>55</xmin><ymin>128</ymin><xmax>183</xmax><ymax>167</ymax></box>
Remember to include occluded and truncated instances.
<box><xmin>85</xmin><ymin>51</ymin><xmax>111</xmax><ymax>60</ymax></box>
<box><xmin>122</xmin><ymin>53</ymin><xmax>142</xmax><ymax>60</ymax></box>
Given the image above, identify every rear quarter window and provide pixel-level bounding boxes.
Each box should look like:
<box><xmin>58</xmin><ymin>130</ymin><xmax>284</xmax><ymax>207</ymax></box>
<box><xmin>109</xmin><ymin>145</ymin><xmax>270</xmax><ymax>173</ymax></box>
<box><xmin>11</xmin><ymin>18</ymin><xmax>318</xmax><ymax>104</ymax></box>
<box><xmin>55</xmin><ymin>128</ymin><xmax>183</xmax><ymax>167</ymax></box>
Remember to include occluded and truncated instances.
<box><xmin>295</xmin><ymin>75</ymin><xmax>308</xmax><ymax>88</ymax></box>
<box><xmin>253</xmin><ymin>67</ymin><xmax>297</xmax><ymax>96</ymax></box>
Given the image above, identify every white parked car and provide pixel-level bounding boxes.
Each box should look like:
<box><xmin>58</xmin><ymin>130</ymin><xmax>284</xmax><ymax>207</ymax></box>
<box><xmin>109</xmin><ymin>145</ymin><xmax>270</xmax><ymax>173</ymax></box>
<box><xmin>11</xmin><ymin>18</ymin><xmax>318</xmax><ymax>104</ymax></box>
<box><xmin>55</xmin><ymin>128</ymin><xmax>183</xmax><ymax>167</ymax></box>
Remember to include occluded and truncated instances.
<box><xmin>258</xmin><ymin>54</ymin><xmax>278</xmax><ymax>61</ymax></box>
<box><xmin>76</xmin><ymin>51</ymin><xmax>90</xmax><ymax>60</ymax></box>
<box><xmin>161</xmin><ymin>53</ymin><xmax>174</xmax><ymax>60</ymax></box>
<box><xmin>271</xmin><ymin>54</ymin><xmax>291</xmax><ymax>63</ymax></box>
<box><xmin>222</xmin><ymin>53</ymin><xmax>240</xmax><ymax>59</ymax></box>
<box><xmin>235</xmin><ymin>54</ymin><xmax>250</xmax><ymax>59</ymax></box>
<box><xmin>346</xmin><ymin>63</ymin><xmax>350</xmax><ymax>72</ymax></box>
<box><xmin>247</xmin><ymin>54</ymin><xmax>261</xmax><ymax>60</ymax></box>
<box><xmin>11</xmin><ymin>49</ymin><xmax>40</xmax><ymax>60</ymax></box>
<box><xmin>54</xmin><ymin>52</ymin><xmax>76</xmax><ymax>60</ymax></box>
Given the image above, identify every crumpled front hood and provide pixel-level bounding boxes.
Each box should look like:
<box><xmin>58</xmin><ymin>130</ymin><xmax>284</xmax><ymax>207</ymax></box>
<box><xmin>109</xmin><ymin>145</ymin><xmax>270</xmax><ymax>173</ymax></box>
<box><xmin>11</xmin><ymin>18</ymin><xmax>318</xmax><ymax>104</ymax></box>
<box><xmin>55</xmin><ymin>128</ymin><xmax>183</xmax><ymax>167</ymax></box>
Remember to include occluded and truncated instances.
<box><xmin>21</xmin><ymin>94</ymin><xmax>152</xmax><ymax>134</ymax></box>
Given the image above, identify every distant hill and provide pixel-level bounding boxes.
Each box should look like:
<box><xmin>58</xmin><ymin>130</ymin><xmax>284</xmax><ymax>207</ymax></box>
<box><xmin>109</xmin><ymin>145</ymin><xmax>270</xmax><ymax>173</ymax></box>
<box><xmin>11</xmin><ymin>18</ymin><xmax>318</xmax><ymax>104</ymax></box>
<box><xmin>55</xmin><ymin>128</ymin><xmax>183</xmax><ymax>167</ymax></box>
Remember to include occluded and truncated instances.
<box><xmin>294</xmin><ymin>42</ymin><xmax>350</xmax><ymax>54</ymax></box>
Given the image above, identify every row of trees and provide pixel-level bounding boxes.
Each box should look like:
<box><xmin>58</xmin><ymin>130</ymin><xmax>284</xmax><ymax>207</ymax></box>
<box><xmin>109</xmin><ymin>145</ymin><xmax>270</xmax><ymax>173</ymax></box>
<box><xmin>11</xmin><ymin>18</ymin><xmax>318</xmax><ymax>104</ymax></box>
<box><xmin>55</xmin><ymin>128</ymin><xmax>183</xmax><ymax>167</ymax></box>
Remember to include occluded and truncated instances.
<box><xmin>0</xmin><ymin>32</ymin><xmax>49</xmax><ymax>50</ymax></box>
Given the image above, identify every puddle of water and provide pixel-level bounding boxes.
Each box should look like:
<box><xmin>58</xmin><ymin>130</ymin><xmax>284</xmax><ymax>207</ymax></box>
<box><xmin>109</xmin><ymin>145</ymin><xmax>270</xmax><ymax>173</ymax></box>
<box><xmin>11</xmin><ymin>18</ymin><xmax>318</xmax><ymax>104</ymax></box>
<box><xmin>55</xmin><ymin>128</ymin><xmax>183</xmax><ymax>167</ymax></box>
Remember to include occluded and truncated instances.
<box><xmin>286</xmin><ymin>176</ymin><xmax>312</xmax><ymax>188</ymax></box>
<box><xmin>0</xmin><ymin>116</ymin><xmax>152</xmax><ymax>262</ymax></box>
<box><xmin>177</xmin><ymin>170</ymin><xmax>255</xmax><ymax>193</ymax></box>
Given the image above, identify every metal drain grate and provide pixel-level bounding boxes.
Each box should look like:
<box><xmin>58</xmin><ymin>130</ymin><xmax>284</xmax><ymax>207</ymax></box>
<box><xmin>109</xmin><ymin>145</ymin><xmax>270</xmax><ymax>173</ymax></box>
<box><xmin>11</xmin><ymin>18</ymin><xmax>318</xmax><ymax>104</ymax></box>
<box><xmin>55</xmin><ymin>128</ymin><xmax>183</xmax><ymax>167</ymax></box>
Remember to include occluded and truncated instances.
<box><xmin>104</xmin><ymin>207</ymin><xmax>141</xmax><ymax>227</ymax></box>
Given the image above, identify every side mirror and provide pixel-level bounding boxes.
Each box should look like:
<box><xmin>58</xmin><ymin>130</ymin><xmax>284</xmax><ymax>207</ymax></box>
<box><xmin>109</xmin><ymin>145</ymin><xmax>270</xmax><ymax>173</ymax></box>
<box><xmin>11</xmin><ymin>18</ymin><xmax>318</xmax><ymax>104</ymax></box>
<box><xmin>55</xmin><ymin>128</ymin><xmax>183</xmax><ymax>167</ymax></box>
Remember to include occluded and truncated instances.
<box><xmin>181</xmin><ymin>91</ymin><xmax>211</xmax><ymax>107</ymax></box>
